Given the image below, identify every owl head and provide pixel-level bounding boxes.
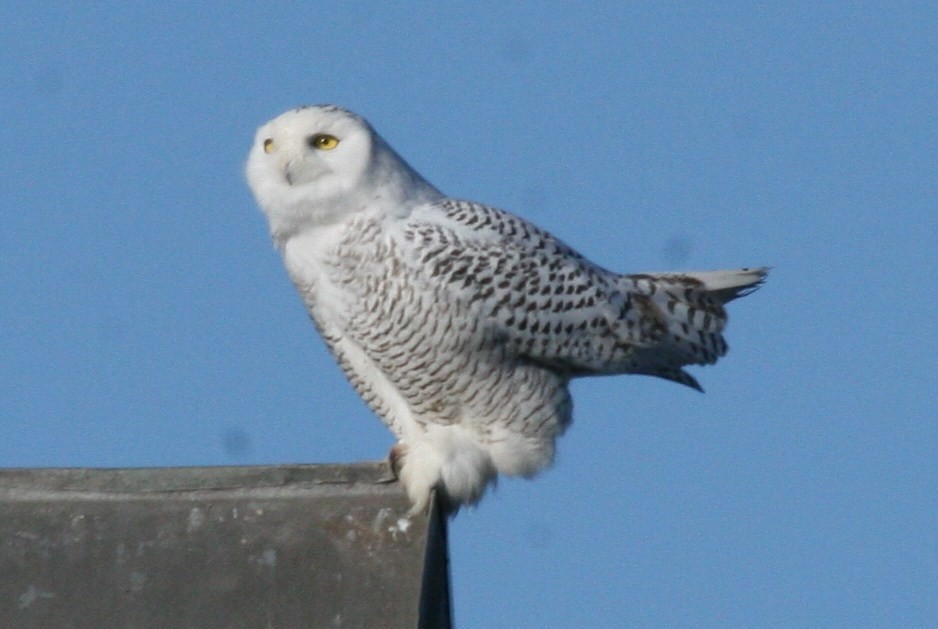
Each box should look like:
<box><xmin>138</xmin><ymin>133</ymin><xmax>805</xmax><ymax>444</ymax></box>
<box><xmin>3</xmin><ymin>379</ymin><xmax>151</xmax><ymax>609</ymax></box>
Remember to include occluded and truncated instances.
<box><xmin>246</xmin><ymin>105</ymin><xmax>440</xmax><ymax>244</ymax></box>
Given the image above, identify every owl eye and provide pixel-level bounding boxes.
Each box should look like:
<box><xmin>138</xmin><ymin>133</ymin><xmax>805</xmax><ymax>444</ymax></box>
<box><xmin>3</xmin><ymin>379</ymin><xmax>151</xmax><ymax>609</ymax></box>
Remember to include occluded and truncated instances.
<box><xmin>263</xmin><ymin>138</ymin><xmax>275</xmax><ymax>153</ymax></box>
<box><xmin>308</xmin><ymin>134</ymin><xmax>340</xmax><ymax>150</ymax></box>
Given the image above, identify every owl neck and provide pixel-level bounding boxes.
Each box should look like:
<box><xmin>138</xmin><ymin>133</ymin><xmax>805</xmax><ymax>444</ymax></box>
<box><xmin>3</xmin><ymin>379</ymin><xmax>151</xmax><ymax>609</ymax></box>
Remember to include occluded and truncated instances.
<box><xmin>367</xmin><ymin>135</ymin><xmax>444</xmax><ymax>216</ymax></box>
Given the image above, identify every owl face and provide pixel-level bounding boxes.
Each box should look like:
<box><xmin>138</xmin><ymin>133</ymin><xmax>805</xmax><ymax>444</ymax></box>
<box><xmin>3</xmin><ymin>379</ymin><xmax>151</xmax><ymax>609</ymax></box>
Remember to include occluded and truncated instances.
<box><xmin>249</xmin><ymin>106</ymin><xmax>373</xmax><ymax>188</ymax></box>
<box><xmin>247</xmin><ymin>105</ymin><xmax>442</xmax><ymax>243</ymax></box>
<box><xmin>246</xmin><ymin>106</ymin><xmax>377</xmax><ymax>238</ymax></box>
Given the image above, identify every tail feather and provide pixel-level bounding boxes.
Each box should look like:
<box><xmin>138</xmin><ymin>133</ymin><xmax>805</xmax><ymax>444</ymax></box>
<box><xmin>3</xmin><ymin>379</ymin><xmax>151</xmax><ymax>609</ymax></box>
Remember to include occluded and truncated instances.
<box><xmin>621</xmin><ymin>267</ymin><xmax>768</xmax><ymax>390</ymax></box>
<box><xmin>659</xmin><ymin>267</ymin><xmax>769</xmax><ymax>303</ymax></box>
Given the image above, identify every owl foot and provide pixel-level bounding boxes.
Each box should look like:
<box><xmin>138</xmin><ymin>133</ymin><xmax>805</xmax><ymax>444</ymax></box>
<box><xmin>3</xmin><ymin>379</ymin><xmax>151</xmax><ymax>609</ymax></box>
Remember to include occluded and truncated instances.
<box><xmin>387</xmin><ymin>441</ymin><xmax>441</xmax><ymax>516</ymax></box>
<box><xmin>388</xmin><ymin>442</ymin><xmax>407</xmax><ymax>480</ymax></box>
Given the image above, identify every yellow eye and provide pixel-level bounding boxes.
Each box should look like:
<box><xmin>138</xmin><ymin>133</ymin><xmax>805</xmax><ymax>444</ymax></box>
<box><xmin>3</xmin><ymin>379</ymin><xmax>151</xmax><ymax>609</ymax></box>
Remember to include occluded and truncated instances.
<box><xmin>308</xmin><ymin>134</ymin><xmax>340</xmax><ymax>150</ymax></box>
<box><xmin>263</xmin><ymin>138</ymin><xmax>275</xmax><ymax>153</ymax></box>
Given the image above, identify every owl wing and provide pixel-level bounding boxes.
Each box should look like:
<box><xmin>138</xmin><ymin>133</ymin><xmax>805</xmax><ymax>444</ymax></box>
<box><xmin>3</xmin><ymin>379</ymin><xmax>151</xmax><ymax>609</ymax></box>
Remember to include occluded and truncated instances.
<box><xmin>403</xmin><ymin>199</ymin><xmax>765</xmax><ymax>390</ymax></box>
<box><xmin>402</xmin><ymin>200</ymin><xmax>667</xmax><ymax>376</ymax></box>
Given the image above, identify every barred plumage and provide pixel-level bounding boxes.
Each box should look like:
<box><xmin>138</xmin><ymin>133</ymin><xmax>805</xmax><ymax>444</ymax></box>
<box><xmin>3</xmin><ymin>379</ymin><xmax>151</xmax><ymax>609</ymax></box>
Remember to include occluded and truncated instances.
<box><xmin>246</xmin><ymin>105</ymin><xmax>767</xmax><ymax>512</ymax></box>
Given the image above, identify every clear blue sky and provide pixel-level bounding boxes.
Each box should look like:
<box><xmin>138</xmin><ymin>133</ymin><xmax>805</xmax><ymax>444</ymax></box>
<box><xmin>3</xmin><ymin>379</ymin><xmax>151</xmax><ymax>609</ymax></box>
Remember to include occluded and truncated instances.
<box><xmin>2</xmin><ymin>3</ymin><xmax>935</xmax><ymax>626</ymax></box>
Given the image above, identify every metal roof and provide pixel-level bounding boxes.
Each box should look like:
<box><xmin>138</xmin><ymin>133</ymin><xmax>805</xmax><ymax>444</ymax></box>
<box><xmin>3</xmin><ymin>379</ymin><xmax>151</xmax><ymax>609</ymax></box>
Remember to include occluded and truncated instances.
<box><xmin>0</xmin><ymin>463</ymin><xmax>451</xmax><ymax>628</ymax></box>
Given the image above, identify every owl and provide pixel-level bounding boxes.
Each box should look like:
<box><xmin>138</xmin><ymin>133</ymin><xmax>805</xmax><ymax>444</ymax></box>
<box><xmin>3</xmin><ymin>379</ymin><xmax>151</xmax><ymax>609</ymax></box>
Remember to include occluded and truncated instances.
<box><xmin>246</xmin><ymin>105</ymin><xmax>766</xmax><ymax>513</ymax></box>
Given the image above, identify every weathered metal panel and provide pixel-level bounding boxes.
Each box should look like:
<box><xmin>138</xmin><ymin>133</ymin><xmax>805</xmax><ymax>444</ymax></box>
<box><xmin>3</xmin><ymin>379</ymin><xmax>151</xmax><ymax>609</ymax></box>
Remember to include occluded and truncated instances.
<box><xmin>0</xmin><ymin>463</ymin><xmax>451</xmax><ymax>629</ymax></box>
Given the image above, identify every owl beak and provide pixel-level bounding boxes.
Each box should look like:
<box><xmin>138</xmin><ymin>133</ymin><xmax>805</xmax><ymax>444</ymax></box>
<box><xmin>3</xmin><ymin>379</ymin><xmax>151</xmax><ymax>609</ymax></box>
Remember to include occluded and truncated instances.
<box><xmin>283</xmin><ymin>158</ymin><xmax>298</xmax><ymax>186</ymax></box>
<box><xmin>284</xmin><ymin>158</ymin><xmax>319</xmax><ymax>187</ymax></box>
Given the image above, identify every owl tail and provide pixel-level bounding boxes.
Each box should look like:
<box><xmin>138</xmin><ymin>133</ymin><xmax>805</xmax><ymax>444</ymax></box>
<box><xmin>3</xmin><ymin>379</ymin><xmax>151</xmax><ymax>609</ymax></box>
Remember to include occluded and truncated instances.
<box><xmin>676</xmin><ymin>267</ymin><xmax>769</xmax><ymax>304</ymax></box>
<box><xmin>623</xmin><ymin>267</ymin><xmax>768</xmax><ymax>391</ymax></box>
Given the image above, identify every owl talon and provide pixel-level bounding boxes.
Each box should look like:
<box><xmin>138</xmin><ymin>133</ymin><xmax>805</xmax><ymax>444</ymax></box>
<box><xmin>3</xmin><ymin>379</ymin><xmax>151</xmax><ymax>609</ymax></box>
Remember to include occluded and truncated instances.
<box><xmin>388</xmin><ymin>442</ymin><xmax>407</xmax><ymax>479</ymax></box>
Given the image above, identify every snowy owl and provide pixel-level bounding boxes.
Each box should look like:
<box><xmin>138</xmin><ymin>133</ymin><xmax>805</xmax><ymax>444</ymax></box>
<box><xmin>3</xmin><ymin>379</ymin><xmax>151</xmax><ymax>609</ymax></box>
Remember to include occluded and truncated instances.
<box><xmin>246</xmin><ymin>105</ymin><xmax>766</xmax><ymax>513</ymax></box>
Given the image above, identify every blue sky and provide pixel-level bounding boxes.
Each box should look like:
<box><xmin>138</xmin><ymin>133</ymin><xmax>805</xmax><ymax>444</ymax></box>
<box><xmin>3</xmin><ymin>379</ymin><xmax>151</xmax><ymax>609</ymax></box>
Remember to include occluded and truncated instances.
<box><xmin>2</xmin><ymin>3</ymin><xmax>935</xmax><ymax>626</ymax></box>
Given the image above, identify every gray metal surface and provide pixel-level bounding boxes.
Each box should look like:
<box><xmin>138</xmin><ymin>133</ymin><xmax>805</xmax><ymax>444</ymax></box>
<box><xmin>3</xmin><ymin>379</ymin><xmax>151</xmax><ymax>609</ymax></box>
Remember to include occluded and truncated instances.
<box><xmin>0</xmin><ymin>463</ymin><xmax>451</xmax><ymax>629</ymax></box>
